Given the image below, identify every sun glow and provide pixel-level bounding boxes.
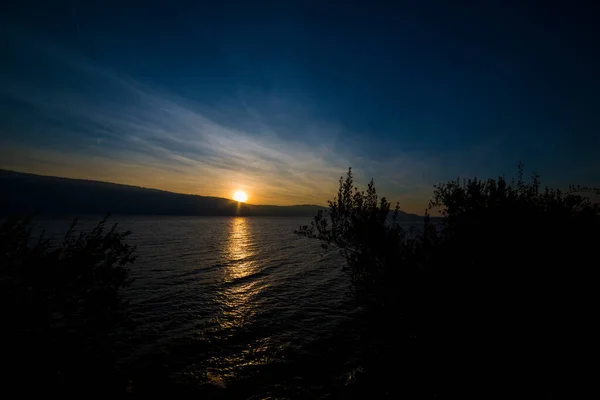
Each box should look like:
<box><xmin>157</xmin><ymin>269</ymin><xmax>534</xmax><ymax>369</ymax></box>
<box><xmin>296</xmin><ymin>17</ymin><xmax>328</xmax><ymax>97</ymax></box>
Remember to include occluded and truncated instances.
<box><xmin>233</xmin><ymin>190</ymin><xmax>248</xmax><ymax>202</ymax></box>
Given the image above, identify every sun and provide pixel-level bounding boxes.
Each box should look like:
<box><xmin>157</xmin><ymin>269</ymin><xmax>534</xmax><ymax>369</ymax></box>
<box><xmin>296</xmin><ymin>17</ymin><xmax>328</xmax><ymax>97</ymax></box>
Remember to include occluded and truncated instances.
<box><xmin>233</xmin><ymin>190</ymin><xmax>248</xmax><ymax>203</ymax></box>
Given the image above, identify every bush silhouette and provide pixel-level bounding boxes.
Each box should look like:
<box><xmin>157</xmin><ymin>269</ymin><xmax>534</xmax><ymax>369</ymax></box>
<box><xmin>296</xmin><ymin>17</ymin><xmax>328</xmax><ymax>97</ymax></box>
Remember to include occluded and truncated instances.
<box><xmin>296</xmin><ymin>168</ymin><xmax>435</xmax><ymax>396</ymax></box>
<box><xmin>299</xmin><ymin>165</ymin><xmax>599</xmax><ymax>397</ymax></box>
<box><xmin>296</xmin><ymin>168</ymin><xmax>427</xmax><ymax>306</ymax></box>
<box><xmin>0</xmin><ymin>216</ymin><xmax>136</xmax><ymax>393</ymax></box>
<box><xmin>426</xmin><ymin>164</ymin><xmax>599</xmax><ymax>395</ymax></box>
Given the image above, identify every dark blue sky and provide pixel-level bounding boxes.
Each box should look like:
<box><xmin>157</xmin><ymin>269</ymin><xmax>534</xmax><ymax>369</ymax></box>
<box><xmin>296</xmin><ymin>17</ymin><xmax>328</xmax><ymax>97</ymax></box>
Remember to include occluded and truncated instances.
<box><xmin>1</xmin><ymin>1</ymin><xmax>599</xmax><ymax>211</ymax></box>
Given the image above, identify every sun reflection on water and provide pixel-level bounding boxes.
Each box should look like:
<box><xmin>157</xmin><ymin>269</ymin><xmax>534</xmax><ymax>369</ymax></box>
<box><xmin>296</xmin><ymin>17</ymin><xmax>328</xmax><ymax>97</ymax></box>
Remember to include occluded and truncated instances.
<box><xmin>214</xmin><ymin>217</ymin><xmax>265</xmax><ymax>331</ymax></box>
<box><xmin>205</xmin><ymin>217</ymin><xmax>273</xmax><ymax>384</ymax></box>
<box><xmin>206</xmin><ymin>217</ymin><xmax>273</xmax><ymax>386</ymax></box>
<box><xmin>225</xmin><ymin>217</ymin><xmax>255</xmax><ymax>281</ymax></box>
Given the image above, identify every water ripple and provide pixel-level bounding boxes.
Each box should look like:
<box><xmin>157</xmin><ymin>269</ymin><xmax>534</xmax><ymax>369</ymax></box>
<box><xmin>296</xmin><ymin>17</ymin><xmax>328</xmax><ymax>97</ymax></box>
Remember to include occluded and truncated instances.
<box><xmin>33</xmin><ymin>216</ymin><xmax>350</xmax><ymax>387</ymax></box>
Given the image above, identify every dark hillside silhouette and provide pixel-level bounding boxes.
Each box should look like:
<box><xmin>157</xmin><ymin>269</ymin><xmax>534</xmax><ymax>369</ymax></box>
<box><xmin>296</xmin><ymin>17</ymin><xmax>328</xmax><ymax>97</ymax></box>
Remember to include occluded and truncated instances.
<box><xmin>0</xmin><ymin>169</ymin><xmax>423</xmax><ymax>219</ymax></box>
<box><xmin>0</xmin><ymin>169</ymin><xmax>328</xmax><ymax>217</ymax></box>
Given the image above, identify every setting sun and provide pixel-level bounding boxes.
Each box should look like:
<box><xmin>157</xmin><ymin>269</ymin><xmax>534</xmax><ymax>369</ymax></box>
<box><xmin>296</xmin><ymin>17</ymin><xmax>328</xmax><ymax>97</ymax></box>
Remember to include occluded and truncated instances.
<box><xmin>233</xmin><ymin>190</ymin><xmax>248</xmax><ymax>202</ymax></box>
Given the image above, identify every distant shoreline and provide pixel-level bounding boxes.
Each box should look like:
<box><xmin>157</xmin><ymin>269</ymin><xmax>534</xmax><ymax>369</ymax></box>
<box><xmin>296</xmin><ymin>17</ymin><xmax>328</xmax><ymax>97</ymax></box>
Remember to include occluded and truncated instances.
<box><xmin>0</xmin><ymin>169</ymin><xmax>424</xmax><ymax>219</ymax></box>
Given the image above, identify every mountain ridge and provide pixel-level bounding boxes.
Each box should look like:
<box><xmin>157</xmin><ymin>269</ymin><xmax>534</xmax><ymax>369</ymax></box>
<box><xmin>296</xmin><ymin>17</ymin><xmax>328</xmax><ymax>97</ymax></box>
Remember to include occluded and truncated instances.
<box><xmin>0</xmin><ymin>169</ymin><xmax>423</xmax><ymax>220</ymax></box>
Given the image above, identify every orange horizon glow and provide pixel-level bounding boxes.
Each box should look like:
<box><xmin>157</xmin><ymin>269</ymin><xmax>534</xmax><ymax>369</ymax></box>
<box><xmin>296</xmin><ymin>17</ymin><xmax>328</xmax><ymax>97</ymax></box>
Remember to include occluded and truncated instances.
<box><xmin>0</xmin><ymin>155</ymin><xmax>428</xmax><ymax>214</ymax></box>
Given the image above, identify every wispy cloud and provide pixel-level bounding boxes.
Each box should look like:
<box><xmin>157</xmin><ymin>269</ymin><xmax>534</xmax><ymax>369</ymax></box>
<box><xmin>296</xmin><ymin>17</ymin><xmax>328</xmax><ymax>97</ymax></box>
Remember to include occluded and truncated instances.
<box><xmin>0</xmin><ymin>32</ymin><xmax>441</xmax><ymax>212</ymax></box>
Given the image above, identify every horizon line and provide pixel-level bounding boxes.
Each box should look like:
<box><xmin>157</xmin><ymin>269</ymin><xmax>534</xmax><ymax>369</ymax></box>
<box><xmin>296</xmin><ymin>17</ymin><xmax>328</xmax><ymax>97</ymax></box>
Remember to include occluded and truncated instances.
<box><xmin>0</xmin><ymin>168</ymin><xmax>328</xmax><ymax>209</ymax></box>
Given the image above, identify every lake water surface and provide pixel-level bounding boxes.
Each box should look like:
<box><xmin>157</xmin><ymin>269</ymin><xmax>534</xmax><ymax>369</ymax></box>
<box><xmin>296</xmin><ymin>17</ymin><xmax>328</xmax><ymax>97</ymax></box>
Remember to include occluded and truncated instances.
<box><xmin>34</xmin><ymin>216</ymin><xmax>354</xmax><ymax>390</ymax></box>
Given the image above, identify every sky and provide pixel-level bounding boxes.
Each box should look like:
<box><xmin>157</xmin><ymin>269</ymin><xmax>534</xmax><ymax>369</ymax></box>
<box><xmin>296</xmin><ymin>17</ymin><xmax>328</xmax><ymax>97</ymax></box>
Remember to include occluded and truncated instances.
<box><xmin>1</xmin><ymin>1</ymin><xmax>599</xmax><ymax>214</ymax></box>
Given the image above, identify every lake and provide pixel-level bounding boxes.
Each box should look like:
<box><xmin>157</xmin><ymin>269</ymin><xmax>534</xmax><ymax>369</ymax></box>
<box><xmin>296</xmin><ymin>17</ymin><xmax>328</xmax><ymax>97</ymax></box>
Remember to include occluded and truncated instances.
<box><xmin>33</xmin><ymin>216</ymin><xmax>356</xmax><ymax>392</ymax></box>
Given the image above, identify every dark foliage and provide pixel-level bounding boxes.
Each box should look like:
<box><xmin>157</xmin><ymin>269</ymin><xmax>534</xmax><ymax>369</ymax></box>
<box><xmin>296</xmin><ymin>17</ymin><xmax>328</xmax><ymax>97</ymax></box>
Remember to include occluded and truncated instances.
<box><xmin>296</xmin><ymin>168</ymin><xmax>434</xmax><ymax>396</ymax></box>
<box><xmin>299</xmin><ymin>165</ymin><xmax>599</xmax><ymax>397</ymax></box>
<box><xmin>0</xmin><ymin>216</ymin><xmax>136</xmax><ymax>393</ymax></box>
<box><xmin>296</xmin><ymin>168</ymin><xmax>432</xmax><ymax>305</ymax></box>
<box><xmin>426</xmin><ymin>164</ymin><xmax>599</xmax><ymax>396</ymax></box>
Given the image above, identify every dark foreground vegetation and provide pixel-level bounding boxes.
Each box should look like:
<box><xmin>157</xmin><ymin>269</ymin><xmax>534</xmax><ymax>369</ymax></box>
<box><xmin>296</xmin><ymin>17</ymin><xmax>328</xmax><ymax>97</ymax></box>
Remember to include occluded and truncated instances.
<box><xmin>1</xmin><ymin>165</ymin><xmax>598</xmax><ymax>397</ymax></box>
<box><xmin>0</xmin><ymin>217</ymin><xmax>135</xmax><ymax>393</ymax></box>
<box><xmin>297</xmin><ymin>166</ymin><xmax>599</xmax><ymax>397</ymax></box>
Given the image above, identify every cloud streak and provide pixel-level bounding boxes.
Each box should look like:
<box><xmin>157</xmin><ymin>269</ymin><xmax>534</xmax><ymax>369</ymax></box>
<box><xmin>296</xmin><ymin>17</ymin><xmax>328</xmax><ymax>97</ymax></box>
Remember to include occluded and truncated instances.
<box><xmin>0</xmin><ymin>33</ymin><xmax>442</xmax><ymax>212</ymax></box>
